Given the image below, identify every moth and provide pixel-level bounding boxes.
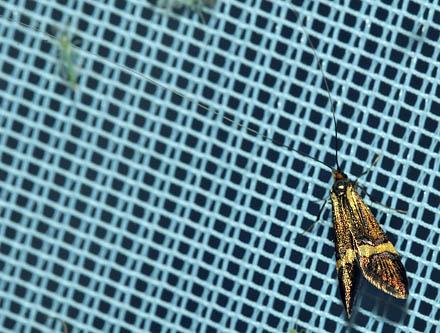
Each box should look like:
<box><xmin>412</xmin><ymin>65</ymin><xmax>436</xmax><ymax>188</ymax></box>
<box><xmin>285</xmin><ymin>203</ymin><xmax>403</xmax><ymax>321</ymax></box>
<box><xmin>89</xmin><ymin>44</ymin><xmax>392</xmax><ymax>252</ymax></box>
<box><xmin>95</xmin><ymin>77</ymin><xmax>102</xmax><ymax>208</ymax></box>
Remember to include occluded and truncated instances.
<box><xmin>289</xmin><ymin>12</ymin><xmax>409</xmax><ymax>317</ymax></box>
<box><xmin>295</xmin><ymin>114</ymin><xmax>409</xmax><ymax>317</ymax></box>
<box><xmin>56</xmin><ymin>26</ymin><xmax>78</xmax><ymax>91</ymax></box>
<box><xmin>3</xmin><ymin>14</ymin><xmax>81</xmax><ymax>91</ymax></box>
<box><xmin>330</xmin><ymin>168</ymin><xmax>409</xmax><ymax>317</ymax></box>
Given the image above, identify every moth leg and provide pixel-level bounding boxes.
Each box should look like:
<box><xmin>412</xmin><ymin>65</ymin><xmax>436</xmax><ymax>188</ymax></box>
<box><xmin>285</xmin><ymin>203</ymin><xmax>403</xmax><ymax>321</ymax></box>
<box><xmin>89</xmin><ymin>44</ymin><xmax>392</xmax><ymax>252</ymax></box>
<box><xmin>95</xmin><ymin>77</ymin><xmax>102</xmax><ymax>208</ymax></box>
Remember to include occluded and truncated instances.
<box><xmin>357</xmin><ymin>184</ymin><xmax>407</xmax><ymax>214</ymax></box>
<box><xmin>71</xmin><ymin>35</ymin><xmax>82</xmax><ymax>47</ymax></box>
<box><xmin>61</xmin><ymin>320</ymin><xmax>68</xmax><ymax>333</ymax></box>
<box><xmin>295</xmin><ymin>197</ymin><xmax>329</xmax><ymax>239</ymax></box>
<box><xmin>354</xmin><ymin>153</ymin><xmax>382</xmax><ymax>187</ymax></box>
<box><xmin>195</xmin><ymin>6</ymin><xmax>207</xmax><ymax>25</ymax></box>
<box><xmin>51</xmin><ymin>316</ymin><xmax>68</xmax><ymax>333</ymax></box>
<box><xmin>309</xmin><ymin>197</ymin><xmax>330</xmax><ymax>204</ymax></box>
<box><xmin>355</xmin><ymin>153</ymin><xmax>406</xmax><ymax>213</ymax></box>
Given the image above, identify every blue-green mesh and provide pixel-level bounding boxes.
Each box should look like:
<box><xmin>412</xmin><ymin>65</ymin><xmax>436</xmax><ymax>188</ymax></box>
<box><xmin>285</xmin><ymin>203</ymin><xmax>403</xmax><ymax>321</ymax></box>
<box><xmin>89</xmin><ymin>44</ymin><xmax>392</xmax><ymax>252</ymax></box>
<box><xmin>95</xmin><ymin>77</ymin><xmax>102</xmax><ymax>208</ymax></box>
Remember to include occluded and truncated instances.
<box><xmin>0</xmin><ymin>0</ymin><xmax>439</xmax><ymax>332</ymax></box>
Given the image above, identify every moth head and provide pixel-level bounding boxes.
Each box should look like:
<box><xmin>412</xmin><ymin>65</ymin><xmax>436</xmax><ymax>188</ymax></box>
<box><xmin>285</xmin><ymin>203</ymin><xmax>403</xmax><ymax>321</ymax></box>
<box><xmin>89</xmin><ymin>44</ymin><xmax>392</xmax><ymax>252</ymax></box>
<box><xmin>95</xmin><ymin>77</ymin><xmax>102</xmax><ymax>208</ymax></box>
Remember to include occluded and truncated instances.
<box><xmin>332</xmin><ymin>169</ymin><xmax>349</xmax><ymax>196</ymax></box>
<box><xmin>332</xmin><ymin>169</ymin><xmax>348</xmax><ymax>181</ymax></box>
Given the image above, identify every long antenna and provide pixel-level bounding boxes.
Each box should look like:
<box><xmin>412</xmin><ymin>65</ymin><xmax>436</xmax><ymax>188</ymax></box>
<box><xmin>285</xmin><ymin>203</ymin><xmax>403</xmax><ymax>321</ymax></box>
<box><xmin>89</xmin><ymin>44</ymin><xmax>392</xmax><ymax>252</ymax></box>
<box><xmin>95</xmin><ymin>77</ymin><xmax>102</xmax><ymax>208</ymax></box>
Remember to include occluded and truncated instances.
<box><xmin>1</xmin><ymin>14</ymin><xmax>333</xmax><ymax>171</ymax></box>
<box><xmin>291</xmin><ymin>8</ymin><xmax>341</xmax><ymax>171</ymax></box>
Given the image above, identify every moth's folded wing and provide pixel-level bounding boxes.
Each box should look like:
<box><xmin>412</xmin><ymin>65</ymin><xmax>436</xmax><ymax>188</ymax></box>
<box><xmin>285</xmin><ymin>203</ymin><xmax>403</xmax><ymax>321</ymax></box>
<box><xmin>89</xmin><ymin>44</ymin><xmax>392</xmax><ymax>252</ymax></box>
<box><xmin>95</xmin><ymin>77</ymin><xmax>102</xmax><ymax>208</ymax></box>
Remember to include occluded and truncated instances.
<box><xmin>332</xmin><ymin>191</ymin><xmax>361</xmax><ymax>317</ymax></box>
<box><xmin>348</xmin><ymin>188</ymin><xmax>409</xmax><ymax>299</ymax></box>
<box><xmin>358</xmin><ymin>249</ymin><xmax>409</xmax><ymax>299</ymax></box>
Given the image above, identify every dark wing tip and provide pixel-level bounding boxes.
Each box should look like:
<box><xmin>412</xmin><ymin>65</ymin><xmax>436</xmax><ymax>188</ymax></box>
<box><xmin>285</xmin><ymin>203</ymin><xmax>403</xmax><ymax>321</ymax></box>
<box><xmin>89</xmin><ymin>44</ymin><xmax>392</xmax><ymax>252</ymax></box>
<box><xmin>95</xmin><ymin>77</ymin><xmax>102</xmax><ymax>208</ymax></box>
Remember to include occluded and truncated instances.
<box><xmin>360</xmin><ymin>255</ymin><xmax>409</xmax><ymax>299</ymax></box>
<box><xmin>337</xmin><ymin>261</ymin><xmax>360</xmax><ymax>318</ymax></box>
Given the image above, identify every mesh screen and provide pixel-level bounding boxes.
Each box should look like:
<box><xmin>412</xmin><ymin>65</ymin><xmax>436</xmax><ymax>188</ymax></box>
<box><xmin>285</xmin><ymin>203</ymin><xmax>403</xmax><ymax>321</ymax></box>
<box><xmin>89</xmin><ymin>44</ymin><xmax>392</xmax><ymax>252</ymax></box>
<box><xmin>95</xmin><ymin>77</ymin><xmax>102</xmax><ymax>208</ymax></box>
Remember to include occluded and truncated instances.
<box><xmin>1</xmin><ymin>0</ymin><xmax>439</xmax><ymax>332</ymax></box>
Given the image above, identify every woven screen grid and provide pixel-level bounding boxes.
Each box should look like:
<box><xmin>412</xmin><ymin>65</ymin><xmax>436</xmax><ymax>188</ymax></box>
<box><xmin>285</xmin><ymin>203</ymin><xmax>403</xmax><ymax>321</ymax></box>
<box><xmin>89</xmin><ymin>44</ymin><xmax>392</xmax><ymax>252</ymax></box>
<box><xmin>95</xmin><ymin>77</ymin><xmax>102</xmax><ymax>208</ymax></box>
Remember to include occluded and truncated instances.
<box><xmin>0</xmin><ymin>0</ymin><xmax>439</xmax><ymax>332</ymax></box>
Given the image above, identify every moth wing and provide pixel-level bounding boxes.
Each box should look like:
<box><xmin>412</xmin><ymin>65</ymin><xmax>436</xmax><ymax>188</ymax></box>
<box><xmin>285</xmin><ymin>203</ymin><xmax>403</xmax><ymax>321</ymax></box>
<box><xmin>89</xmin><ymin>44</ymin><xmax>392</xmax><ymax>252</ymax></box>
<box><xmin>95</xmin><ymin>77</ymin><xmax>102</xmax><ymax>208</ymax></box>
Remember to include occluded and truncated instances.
<box><xmin>331</xmin><ymin>191</ymin><xmax>361</xmax><ymax>317</ymax></box>
<box><xmin>348</xmin><ymin>187</ymin><xmax>409</xmax><ymax>299</ymax></box>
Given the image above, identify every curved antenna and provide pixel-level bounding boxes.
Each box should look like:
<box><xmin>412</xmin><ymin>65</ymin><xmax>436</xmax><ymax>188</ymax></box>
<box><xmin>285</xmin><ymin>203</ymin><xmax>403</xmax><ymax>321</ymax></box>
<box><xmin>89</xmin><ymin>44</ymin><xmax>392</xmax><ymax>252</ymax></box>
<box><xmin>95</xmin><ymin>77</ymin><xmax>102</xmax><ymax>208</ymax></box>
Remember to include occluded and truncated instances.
<box><xmin>291</xmin><ymin>8</ymin><xmax>341</xmax><ymax>171</ymax></box>
<box><xmin>1</xmin><ymin>14</ymin><xmax>333</xmax><ymax>171</ymax></box>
